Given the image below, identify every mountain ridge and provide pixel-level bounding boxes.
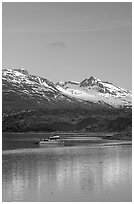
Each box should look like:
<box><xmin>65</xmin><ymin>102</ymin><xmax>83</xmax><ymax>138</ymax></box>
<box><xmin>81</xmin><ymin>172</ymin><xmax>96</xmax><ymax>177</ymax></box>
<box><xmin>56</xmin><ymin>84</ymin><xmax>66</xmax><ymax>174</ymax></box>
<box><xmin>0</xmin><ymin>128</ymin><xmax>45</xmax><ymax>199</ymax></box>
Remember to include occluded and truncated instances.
<box><xmin>2</xmin><ymin>68</ymin><xmax>132</xmax><ymax>113</ymax></box>
<box><xmin>2</xmin><ymin>68</ymin><xmax>132</xmax><ymax>133</ymax></box>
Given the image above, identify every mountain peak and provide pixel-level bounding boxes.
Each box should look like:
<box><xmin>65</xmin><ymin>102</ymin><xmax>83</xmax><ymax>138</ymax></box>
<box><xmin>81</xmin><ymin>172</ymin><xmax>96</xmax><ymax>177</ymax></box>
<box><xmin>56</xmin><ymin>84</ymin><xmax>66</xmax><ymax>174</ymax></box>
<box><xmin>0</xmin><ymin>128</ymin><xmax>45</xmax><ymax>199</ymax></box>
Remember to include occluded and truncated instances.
<box><xmin>80</xmin><ymin>76</ymin><xmax>100</xmax><ymax>87</ymax></box>
<box><xmin>3</xmin><ymin>68</ymin><xmax>29</xmax><ymax>76</ymax></box>
<box><xmin>14</xmin><ymin>68</ymin><xmax>29</xmax><ymax>75</ymax></box>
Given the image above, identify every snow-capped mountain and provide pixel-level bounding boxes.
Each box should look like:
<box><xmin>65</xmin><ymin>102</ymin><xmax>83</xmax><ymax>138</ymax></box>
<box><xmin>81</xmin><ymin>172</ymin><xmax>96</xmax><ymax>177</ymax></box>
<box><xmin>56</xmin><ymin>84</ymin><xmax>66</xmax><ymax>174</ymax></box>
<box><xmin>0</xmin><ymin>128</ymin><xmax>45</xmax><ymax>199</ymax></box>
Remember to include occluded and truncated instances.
<box><xmin>3</xmin><ymin>68</ymin><xmax>82</xmax><ymax>112</ymax></box>
<box><xmin>56</xmin><ymin>76</ymin><xmax>132</xmax><ymax>107</ymax></box>
<box><xmin>2</xmin><ymin>68</ymin><xmax>132</xmax><ymax>113</ymax></box>
<box><xmin>3</xmin><ymin>68</ymin><xmax>62</xmax><ymax>101</ymax></box>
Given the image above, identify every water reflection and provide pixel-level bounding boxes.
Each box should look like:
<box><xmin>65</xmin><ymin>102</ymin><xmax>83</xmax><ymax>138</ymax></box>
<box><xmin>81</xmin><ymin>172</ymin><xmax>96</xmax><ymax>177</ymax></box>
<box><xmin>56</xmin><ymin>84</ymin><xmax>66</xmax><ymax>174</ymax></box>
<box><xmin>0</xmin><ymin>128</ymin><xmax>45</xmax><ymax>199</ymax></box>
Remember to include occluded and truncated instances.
<box><xmin>2</xmin><ymin>146</ymin><xmax>132</xmax><ymax>202</ymax></box>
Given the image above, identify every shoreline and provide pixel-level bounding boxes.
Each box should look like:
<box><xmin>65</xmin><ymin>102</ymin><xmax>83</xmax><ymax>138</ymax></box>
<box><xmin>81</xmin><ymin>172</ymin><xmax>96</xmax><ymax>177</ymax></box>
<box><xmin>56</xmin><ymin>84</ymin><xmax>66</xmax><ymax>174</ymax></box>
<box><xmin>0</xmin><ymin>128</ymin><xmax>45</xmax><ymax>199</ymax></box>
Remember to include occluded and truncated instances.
<box><xmin>99</xmin><ymin>140</ymin><xmax>132</xmax><ymax>146</ymax></box>
<box><xmin>2</xmin><ymin>139</ymin><xmax>132</xmax><ymax>153</ymax></box>
<box><xmin>2</xmin><ymin>141</ymin><xmax>132</xmax><ymax>155</ymax></box>
<box><xmin>3</xmin><ymin>132</ymin><xmax>132</xmax><ymax>151</ymax></box>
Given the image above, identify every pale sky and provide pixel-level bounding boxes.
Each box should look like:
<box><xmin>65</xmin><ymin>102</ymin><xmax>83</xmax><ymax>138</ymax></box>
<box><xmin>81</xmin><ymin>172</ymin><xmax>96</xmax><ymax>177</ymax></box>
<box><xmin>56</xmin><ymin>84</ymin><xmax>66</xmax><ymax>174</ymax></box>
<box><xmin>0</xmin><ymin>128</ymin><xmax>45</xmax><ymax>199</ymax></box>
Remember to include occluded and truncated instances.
<box><xmin>2</xmin><ymin>2</ymin><xmax>132</xmax><ymax>90</ymax></box>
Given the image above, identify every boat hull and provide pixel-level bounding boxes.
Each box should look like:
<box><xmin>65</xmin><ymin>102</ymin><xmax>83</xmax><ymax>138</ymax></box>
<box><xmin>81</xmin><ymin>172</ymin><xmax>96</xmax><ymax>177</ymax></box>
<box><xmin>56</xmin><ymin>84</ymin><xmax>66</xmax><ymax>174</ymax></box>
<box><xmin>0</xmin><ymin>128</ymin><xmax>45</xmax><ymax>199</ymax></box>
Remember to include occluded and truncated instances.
<box><xmin>39</xmin><ymin>140</ymin><xmax>64</xmax><ymax>147</ymax></box>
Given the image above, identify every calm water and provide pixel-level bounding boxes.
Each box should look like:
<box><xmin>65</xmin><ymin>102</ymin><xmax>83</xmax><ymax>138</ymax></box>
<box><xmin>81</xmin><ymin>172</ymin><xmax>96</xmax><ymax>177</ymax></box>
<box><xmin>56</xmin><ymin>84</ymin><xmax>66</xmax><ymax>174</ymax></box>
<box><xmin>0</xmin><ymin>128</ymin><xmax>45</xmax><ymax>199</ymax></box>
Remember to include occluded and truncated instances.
<box><xmin>2</xmin><ymin>134</ymin><xmax>132</xmax><ymax>202</ymax></box>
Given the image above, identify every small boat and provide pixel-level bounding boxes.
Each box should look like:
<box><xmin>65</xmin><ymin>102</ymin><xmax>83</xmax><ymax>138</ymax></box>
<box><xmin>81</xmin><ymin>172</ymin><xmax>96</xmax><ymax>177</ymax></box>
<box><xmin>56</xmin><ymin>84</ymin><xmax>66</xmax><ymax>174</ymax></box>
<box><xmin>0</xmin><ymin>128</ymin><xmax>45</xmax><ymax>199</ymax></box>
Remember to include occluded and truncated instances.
<box><xmin>38</xmin><ymin>135</ymin><xmax>64</xmax><ymax>146</ymax></box>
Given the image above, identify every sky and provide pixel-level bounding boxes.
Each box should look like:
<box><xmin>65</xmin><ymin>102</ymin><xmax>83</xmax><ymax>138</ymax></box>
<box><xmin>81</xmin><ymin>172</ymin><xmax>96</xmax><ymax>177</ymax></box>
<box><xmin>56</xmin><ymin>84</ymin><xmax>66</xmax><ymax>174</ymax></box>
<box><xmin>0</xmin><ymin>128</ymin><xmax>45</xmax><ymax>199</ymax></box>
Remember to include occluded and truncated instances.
<box><xmin>2</xmin><ymin>2</ymin><xmax>132</xmax><ymax>90</ymax></box>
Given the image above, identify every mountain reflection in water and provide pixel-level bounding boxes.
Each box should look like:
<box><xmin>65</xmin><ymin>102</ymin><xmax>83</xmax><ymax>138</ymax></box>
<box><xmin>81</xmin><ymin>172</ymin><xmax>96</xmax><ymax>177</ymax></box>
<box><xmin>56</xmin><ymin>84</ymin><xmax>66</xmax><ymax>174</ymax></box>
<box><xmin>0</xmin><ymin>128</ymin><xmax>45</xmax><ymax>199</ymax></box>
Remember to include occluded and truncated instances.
<box><xmin>2</xmin><ymin>146</ymin><xmax>132</xmax><ymax>202</ymax></box>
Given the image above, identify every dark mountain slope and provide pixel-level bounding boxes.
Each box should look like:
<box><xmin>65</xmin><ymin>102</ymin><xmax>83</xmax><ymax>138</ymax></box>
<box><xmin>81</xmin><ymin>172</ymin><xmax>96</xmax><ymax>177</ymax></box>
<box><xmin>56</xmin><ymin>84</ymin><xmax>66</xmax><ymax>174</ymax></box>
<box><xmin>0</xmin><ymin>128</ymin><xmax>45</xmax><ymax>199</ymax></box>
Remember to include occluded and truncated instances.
<box><xmin>2</xmin><ymin>108</ymin><xmax>131</xmax><ymax>133</ymax></box>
